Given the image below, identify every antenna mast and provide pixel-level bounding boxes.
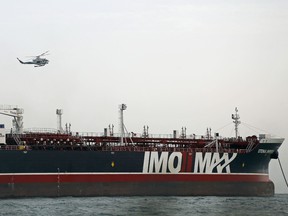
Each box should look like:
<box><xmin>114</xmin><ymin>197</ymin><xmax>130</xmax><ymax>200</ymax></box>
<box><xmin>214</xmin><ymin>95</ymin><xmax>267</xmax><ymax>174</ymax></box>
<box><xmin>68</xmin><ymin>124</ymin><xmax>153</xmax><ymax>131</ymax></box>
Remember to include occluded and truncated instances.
<box><xmin>232</xmin><ymin>107</ymin><xmax>241</xmax><ymax>139</ymax></box>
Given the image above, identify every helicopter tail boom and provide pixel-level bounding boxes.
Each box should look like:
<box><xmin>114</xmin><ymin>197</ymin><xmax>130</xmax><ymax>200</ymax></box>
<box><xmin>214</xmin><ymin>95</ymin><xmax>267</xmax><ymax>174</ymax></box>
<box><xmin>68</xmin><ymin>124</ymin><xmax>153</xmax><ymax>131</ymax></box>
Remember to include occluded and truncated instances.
<box><xmin>17</xmin><ymin>58</ymin><xmax>24</xmax><ymax>64</ymax></box>
<box><xmin>17</xmin><ymin>58</ymin><xmax>34</xmax><ymax>65</ymax></box>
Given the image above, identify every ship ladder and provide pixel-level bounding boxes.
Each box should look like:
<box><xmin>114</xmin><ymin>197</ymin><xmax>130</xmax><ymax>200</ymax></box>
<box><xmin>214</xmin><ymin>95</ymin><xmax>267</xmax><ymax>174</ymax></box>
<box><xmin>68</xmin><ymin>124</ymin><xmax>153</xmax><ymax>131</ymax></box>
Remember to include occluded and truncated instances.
<box><xmin>79</xmin><ymin>136</ymin><xmax>86</xmax><ymax>145</ymax></box>
<box><xmin>12</xmin><ymin>133</ymin><xmax>22</xmax><ymax>145</ymax></box>
<box><xmin>278</xmin><ymin>157</ymin><xmax>288</xmax><ymax>189</ymax></box>
<box><xmin>246</xmin><ymin>140</ymin><xmax>254</xmax><ymax>152</ymax></box>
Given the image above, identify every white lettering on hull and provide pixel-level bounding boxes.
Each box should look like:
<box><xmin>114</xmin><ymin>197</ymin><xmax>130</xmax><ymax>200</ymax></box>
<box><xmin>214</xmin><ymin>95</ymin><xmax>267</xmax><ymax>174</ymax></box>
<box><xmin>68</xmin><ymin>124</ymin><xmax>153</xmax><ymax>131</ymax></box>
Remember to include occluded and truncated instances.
<box><xmin>143</xmin><ymin>152</ymin><xmax>237</xmax><ymax>174</ymax></box>
<box><xmin>194</xmin><ymin>152</ymin><xmax>237</xmax><ymax>173</ymax></box>
<box><xmin>142</xmin><ymin>152</ymin><xmax>182</xmax><ymax>173</ymax></box>
<box><xmin>257</xmin><ymin>149</ymin><xmax>274</xmax><ymax>154</ymax></box>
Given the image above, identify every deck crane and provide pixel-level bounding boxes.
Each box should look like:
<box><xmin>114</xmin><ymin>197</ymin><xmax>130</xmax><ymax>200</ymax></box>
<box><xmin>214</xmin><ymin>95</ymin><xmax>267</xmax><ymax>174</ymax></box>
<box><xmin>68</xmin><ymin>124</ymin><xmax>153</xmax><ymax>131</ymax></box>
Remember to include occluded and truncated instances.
<box><xmin>0</xmin><ymin>105</ymin><xmax>24</xmax><ymax>134</ymax></box>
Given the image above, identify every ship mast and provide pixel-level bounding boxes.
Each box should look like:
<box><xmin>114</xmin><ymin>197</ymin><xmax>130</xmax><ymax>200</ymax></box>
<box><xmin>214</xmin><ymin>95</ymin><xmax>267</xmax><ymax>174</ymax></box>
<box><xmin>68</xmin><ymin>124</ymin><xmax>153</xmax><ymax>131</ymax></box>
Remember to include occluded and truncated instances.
<box><xmin>232</xmin><ymin>107</ymin><xmax>241</xmax><ymax>139</ymax></box>
<box><xmin>56</xmin><ymin>109</ymin><xmax>64</xmax><ymax>133</ymax></box>
<box><xmin>119</xmin><ymin>104</ymin><xmax>127</xmax><ymax>145</ymax></box>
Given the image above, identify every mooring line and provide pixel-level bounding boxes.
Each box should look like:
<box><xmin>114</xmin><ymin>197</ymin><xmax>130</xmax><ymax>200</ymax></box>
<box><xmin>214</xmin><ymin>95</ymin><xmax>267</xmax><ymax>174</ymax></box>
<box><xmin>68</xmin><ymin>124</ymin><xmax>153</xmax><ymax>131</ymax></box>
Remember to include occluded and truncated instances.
<box><xmin>278</xmin><ymin>157</ymin><xmax>288</xmax><ymax>188</ymax></box>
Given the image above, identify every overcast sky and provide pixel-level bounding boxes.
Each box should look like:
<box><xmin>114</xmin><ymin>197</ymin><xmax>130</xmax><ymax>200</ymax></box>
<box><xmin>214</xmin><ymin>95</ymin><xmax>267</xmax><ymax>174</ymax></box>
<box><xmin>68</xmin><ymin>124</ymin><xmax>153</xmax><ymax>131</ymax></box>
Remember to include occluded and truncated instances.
<box><xmin>0</xmin><ymin>0</ymin><xmax>288</xmax><ymax>193</ymax></box>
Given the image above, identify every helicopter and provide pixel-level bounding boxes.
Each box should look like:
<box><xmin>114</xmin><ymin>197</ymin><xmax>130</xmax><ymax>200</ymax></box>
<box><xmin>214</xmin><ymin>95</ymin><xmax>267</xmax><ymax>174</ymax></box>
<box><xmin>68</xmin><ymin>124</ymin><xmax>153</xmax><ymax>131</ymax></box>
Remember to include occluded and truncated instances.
<box><xmin>17</xmin><ymin>51</ymin><xmax>49</xmax><ymax>67</ymax></box>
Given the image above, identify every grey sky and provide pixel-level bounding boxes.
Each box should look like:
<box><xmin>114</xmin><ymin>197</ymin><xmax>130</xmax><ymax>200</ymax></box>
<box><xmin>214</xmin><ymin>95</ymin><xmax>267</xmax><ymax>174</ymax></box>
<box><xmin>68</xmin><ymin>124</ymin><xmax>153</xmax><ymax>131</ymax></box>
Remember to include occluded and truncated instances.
<box><xmin>1</xmin><ymin>0</ymin><xmax>288</xmax><ymax>193</ymax></box>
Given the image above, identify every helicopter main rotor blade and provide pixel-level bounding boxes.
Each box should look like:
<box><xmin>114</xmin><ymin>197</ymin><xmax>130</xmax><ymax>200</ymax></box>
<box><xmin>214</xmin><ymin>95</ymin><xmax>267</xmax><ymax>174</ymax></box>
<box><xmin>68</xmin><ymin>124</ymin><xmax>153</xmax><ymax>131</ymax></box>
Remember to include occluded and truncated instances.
<box><xmin>39</xmin><ymin>51</ymin><xmax>49</xmax><ymax>56</ymax></box>
<box><xmin>25</xmin><ymin>51</ymin><xmax>49</xmax><ymax>58</ymax></box>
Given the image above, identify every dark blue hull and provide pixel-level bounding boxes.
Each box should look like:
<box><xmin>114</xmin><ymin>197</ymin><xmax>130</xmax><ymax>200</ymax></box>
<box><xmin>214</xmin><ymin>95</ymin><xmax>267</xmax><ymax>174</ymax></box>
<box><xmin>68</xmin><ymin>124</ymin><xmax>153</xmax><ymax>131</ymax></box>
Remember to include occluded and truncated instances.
<box><xmin>0</xmin><ymin>138</ymin><xmax>282</xmax><ymax>197</ymax></box>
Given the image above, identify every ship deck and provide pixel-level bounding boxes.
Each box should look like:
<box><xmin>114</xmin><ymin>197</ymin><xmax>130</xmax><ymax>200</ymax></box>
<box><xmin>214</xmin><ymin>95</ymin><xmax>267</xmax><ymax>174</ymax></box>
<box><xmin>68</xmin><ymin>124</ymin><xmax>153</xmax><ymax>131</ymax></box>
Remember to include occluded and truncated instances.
<box><xmin>3</xmin><ymin>131</ymin><xmax>259</xmax><ymax>153</ymax></box>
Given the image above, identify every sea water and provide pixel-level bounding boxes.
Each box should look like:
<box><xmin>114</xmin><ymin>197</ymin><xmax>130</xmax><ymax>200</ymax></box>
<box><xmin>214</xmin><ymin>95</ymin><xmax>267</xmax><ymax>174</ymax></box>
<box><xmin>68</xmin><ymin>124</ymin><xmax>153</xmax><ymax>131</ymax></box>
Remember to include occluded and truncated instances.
<box><xmin>0</xmin><ymin>194</ymin><xmax>287</xmax><ymax>216</ymax></box>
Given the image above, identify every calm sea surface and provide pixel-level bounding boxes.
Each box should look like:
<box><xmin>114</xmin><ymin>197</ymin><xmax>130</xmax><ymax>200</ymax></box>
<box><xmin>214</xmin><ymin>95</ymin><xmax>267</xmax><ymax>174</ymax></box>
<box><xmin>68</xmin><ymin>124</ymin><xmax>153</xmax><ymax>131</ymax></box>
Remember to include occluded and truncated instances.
<box><xmin>0</xmin><ymin>194</ymin><xmax>287</xmax><ymax>216</ymax></box>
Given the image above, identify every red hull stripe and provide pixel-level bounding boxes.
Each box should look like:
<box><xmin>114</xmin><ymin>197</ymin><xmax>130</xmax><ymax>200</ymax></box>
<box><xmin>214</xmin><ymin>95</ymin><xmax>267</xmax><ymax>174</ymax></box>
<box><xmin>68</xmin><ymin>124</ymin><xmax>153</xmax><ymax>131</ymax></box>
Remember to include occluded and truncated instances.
<box><xmin>0</xmin><ymin>173</ymin><xmax>270</xmax><ymax>183</ymax></box>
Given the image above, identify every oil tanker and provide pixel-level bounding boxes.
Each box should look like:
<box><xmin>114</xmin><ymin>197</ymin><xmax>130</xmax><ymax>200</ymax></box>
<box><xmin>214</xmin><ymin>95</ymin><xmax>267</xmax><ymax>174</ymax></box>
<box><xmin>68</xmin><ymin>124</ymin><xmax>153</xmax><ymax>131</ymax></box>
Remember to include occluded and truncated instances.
<box><xmin>0</xmin><ymin>105</ymin><xmax>284</xmax><ymax>197</ymax></box>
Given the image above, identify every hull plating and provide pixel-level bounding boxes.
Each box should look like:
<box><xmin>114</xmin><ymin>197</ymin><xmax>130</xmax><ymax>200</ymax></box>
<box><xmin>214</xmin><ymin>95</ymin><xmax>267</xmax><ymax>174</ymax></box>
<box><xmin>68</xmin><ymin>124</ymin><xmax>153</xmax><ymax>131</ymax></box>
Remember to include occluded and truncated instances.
<box><xmin>0</xmin><ymin>181</ymin><xmax>274</xmax><ymax>197</ymax></box>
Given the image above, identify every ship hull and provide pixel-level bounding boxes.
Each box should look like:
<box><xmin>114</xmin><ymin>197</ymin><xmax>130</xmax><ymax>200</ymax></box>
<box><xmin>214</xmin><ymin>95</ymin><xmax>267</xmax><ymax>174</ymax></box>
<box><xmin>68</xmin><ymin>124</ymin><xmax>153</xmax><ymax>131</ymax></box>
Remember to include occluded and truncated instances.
<box><xmin>0</xmin><ymin>173</ymin><xmax>274</xmax><ymax>197</ymax></box>
<box><xmin>0</xmin><ymin>138</ymin><xmax>282</xmax><ymax>197</ymax></box>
